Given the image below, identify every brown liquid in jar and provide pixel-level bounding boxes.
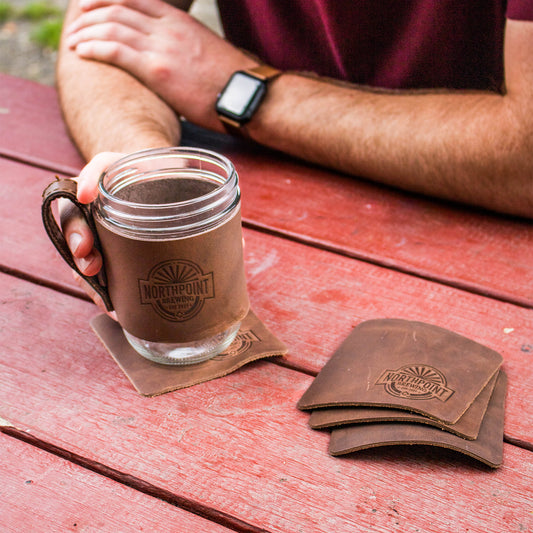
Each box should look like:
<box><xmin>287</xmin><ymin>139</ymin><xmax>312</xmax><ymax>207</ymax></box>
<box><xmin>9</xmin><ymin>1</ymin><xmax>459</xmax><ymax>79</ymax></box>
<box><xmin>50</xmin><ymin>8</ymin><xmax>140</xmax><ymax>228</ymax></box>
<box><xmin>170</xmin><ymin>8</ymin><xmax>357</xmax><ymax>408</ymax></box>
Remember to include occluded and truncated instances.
<box><xmin>113</xmin><ymin>178</ymin><xmax>218</xmax><ymax>204</ymax></box>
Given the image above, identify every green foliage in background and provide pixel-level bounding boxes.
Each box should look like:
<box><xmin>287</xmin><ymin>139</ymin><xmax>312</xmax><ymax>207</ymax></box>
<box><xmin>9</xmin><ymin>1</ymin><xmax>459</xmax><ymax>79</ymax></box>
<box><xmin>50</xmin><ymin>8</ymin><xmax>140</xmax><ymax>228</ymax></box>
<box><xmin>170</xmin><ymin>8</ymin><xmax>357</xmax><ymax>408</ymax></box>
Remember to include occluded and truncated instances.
<box><xmin>20</xmin><ymin>1</ymin><xmax>62</xmax><ymax>20</ymax></box>
<box><xmin>31</xmin><ymin>16</ymin><xmax>62</xmax><ymax>49</ymax></box>
<box><xmin>0</xmin><ymin>1</ymin><xmax>63</xmax><ymax>50</ymax></box>
<box><xmin>0</xmin><ymin>2</ymin><xmax>14</xmax><ymax>23</ymax></box>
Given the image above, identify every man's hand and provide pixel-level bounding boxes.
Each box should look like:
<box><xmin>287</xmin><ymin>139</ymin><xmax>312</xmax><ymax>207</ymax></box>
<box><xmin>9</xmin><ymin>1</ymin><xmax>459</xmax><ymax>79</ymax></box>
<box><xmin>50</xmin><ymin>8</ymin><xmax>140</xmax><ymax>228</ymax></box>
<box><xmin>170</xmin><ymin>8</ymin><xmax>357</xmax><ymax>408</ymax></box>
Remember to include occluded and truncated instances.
<box><xmin>61</xmin><ymin>152</ymin><xmax>124</xmax><ymax>280</ymax></box>
<box><xmin>65</xmin><ymin>0</ymin><xmax>258</xmax><ymax>131</ymax></box>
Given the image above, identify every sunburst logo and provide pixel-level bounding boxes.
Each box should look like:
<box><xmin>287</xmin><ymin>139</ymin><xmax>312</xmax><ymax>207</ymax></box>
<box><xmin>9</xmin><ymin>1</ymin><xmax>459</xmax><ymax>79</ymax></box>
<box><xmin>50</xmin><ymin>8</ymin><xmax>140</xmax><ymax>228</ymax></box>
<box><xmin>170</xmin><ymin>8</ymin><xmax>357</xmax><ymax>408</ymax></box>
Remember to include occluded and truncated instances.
<box><xmin>213</xmin><ymin>329</ymin><xmax>261</xmax><ymax>360</ymax></box>
<box><xmin>138</xmin><ymin>260</ymin><xmax>214</xmax><ymax>321</ymax></box>
<box><xmin>375</xmin><ymin>365</ymin><xmax>454</xmax><ymax>402</ymax></box>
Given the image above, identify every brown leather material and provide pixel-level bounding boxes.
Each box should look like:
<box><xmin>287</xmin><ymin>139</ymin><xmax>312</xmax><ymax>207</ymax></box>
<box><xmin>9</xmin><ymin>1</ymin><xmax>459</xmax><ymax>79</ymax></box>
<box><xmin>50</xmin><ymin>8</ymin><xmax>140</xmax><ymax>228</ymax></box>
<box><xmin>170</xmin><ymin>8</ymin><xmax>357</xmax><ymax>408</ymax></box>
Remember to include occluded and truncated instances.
<box><xmin>41</xmin><ymin>178</ymin><xmax>113</xmax><ymax>311</ymax></box>
<box><xmin>246</xmin><ymin>65</ymin><xmax>282</xmax><ymax>81</ymax></box>
<box><xmin>328</xmin><ymin>370</ymin><xmax>507</xmax><ymax>468</ymax></box>
<box><xmin>308</xmin><ymin>371</ymin><xmax>498</xmax><ymax>440</ymax></box>
<box><xmin>219</xmin><ymin>115</ymin><xmax>251</xmax><ymax>138</ymax></box>
<box><xmin>297</xmin><ymin>319</ymin><xmax>503</xmax><ymax>424</ymax></box>
<box><xmin>94</xmin><ymin>208</ymin><xmax>249</xmax><ymax>343</ymax></box>
<box><xmin>91</xmin><ymin>309</ymin><xmax>287</xmax><ymax>396</ymax></box>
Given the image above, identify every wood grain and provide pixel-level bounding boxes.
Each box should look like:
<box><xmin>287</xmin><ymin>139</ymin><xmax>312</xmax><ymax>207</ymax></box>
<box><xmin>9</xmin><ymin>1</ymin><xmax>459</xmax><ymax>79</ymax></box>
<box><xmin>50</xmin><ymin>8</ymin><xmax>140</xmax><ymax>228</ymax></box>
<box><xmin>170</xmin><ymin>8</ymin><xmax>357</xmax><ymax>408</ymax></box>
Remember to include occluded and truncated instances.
<box><xmin>3</xmin><ymin>61</ymin><xmax>533</xmax><ymax>533</ymax></box>
<box><xmin>0</xmin><ymin>432</ymin><xmax>233</xmax><ymax>532</ymax></box>
<box><xmin>0</xmin><ymin>158</ymin><xmax>86</xmax><ymax>299</ymax></box>
<box><xmin>0</xmin><ymin>74</ymin><xmax>84</xmax><ymax>174</ymax></box>
<box><xmin>1</xmin><ymin>160</ymin><xmax>532</xmax><ymax>444</ymax></box>
<box><xmin>1</xmin><ymin>273</ymin><xmax>532</xmax><ymax>533</ymax></box>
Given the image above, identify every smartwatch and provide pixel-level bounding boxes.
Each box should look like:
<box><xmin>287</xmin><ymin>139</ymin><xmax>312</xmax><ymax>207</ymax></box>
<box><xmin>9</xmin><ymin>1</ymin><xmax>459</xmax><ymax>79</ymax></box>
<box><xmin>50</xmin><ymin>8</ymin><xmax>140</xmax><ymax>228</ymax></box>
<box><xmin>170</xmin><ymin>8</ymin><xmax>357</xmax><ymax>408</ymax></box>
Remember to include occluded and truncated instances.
<box><xmin>216</xmin><ymin>65</ymin><xmax>281</xmax><ymax>133</ymax></box>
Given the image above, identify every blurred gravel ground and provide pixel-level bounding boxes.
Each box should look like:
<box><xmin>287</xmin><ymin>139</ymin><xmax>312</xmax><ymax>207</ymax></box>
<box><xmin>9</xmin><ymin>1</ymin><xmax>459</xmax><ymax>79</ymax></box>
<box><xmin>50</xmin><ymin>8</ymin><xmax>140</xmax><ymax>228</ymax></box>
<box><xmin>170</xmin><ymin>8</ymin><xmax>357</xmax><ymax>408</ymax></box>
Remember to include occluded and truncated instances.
<box><xmin>0</xmin><ymin>0</ymin><xmax>221</xmax><ymax>86</ymax></box>
<box><xmin>0</xmin><ymin>0</ymin><xmax>67</xmax><ymax>85</ymax></box>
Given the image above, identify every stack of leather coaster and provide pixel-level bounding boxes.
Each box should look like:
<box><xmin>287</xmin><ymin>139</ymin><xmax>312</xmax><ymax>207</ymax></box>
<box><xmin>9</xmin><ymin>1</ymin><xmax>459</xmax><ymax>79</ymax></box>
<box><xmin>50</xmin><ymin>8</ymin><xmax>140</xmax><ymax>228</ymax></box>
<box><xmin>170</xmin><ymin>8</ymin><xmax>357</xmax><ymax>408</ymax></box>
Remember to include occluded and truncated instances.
<box><xmin>297</xmin><ymin>319</ymin><xmax>506</xmax><ymax>468</ymax></box>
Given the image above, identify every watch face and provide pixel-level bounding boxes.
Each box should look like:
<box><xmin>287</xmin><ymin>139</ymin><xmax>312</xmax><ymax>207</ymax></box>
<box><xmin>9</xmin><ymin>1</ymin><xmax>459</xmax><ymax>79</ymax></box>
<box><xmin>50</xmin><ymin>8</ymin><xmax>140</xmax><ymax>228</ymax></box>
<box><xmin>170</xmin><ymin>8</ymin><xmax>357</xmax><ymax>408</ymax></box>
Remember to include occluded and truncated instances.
<box><xmin>216</xmin><ymin>72</ymin><xmax>265</xmax><ymax>121</ymax></box>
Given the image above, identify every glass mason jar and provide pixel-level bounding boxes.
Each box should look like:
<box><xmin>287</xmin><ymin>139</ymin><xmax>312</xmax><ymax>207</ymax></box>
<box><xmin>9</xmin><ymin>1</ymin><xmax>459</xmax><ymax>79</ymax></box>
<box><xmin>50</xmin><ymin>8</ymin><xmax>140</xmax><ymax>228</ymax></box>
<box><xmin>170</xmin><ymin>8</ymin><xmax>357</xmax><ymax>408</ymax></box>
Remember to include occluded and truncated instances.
<box><xmin>90</xmin><ymin>147</ymin><xmax>250</xmax><ymax>365</ymax></box>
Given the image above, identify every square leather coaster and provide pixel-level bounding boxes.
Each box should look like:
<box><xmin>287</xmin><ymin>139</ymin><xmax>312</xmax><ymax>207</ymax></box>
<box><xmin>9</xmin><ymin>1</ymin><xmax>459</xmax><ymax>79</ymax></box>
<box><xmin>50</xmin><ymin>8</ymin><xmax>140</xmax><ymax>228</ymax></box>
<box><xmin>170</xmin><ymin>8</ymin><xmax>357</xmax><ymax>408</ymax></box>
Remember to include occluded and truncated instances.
<box><xmin>308</xmin><ymin>371</ymin><xmax>498</xmax><ymax>440</ymax></box>
<box><xmin>91</xmin><ymin>309</ymin><xmax>287</xmax><ymax>396</ymax></box>
<box><xmin>298</xmin><ymin>319</ymin><xmax>502</xmax><ymax>424</ymax></box>
<box><xmin>328</xmin><ymin>370</ymin><xmax>507</xmax><ymax>468</ymax></box>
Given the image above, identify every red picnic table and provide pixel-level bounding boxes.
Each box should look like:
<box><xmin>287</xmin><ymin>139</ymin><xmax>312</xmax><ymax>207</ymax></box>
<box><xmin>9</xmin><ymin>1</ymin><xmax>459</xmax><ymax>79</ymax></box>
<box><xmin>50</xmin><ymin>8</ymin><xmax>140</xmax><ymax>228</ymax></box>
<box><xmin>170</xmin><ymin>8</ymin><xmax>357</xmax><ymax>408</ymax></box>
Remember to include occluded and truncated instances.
<box><xmin>0</xmin><ymin>73</ymin><xmax>532</xmax><ymax>532</ymax></box>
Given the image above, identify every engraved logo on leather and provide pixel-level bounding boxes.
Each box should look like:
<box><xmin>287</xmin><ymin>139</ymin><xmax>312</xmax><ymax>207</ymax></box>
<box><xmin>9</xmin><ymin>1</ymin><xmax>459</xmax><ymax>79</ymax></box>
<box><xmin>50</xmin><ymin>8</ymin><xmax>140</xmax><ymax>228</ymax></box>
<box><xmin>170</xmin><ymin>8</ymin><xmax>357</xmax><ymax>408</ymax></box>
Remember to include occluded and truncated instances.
<box><xmin>375</xmin><ymin>365</ymin><xmax>454</xmax><ymax>402</ymax></box>
<box><xmin>213</xmin><ymin>329</ymin><xmax>261</xmax><ymax>360</ymax></box>
<box><xmin>139</xmin><ymin>260</ymin><xmax>214</xmax><ymax>321</ymax></box>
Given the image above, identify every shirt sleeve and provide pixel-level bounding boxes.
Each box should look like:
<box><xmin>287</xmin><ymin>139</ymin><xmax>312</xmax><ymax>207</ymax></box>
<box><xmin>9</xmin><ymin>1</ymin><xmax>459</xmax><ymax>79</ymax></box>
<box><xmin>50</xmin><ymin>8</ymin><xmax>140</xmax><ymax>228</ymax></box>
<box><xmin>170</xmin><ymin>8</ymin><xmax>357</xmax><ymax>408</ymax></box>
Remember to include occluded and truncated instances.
<box><xmin>507</xmin><ymin>0</ymin><xmax>533</xmax><ymax>20</ymax></box>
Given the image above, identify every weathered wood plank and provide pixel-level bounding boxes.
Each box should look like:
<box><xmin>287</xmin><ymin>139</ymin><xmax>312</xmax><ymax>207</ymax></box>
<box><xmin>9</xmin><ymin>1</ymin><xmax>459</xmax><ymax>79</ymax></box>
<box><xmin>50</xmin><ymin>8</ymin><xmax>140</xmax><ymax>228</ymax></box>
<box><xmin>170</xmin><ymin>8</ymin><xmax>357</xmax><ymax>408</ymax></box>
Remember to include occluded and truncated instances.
<box><xmin>1</xmin><ymin>273</ymin><xmax>532</xmax><ymax>533</ymax></box>
<box><xmin>0</xmin><ymin>158</ymin><xmax>85</xmax><ymax>296</ymax></box>
<box><xmin>0</xmin><ymin>74</ymin><xmax>84</xmax><ymax>174</ymax></box>
<box><xmin>2</xmin><ymin>74</ymin><xmax>531</xmax><ymax>307</ymax></box>
<box><xmin>1</xmin><ymin>157</ymin><xmax>532</xmax><ymax>444</ymax></box>
<box><xmin>0</xmin><ymin>432</ymin><xmax>233</xmax><ymax>532</ymax></box>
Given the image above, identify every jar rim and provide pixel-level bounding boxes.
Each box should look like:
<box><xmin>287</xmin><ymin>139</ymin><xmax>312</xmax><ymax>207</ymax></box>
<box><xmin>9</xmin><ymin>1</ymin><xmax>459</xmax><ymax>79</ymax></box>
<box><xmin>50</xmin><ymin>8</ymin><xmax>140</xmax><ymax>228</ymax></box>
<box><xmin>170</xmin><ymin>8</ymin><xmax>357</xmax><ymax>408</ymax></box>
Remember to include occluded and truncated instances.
<box><xmin>97</xmin><ymin>146</ymin><xmax>237</xmax><ymax>209</ymax></box>
<box><xmin>93</xmin><ymin>147</ymin><xmax>240</xmax><ymax>239</ymax></box>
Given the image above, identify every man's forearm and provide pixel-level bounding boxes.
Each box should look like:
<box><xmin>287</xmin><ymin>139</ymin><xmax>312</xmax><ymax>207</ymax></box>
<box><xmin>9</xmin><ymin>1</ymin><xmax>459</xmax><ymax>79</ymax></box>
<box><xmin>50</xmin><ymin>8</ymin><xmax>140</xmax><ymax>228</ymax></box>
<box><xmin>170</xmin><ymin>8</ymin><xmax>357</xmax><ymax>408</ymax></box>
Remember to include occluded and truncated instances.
<box><xmin>251</xmin><ymin>76</ymin><xmax>522</xmax><ymax>212</ymax></box>
<box><xmin>57</xmin><ymin>2</ymin><xmax>180</xmax><ymax>160</ymax></box>
<box><xmin>249</xmin><ymin>22</ymin><xmax>533</xmax><ymax>218</ymax></box>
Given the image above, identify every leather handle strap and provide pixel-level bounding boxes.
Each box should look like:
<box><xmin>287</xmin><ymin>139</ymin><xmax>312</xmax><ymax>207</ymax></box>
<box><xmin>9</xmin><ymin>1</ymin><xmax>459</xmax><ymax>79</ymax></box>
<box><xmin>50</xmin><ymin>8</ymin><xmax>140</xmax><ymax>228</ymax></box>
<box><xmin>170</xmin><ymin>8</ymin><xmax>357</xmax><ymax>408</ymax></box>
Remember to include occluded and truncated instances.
<box><xmin>41</xmin><ymin>178</ymin><xmax>113</xmax><ymax>311</ymax></box>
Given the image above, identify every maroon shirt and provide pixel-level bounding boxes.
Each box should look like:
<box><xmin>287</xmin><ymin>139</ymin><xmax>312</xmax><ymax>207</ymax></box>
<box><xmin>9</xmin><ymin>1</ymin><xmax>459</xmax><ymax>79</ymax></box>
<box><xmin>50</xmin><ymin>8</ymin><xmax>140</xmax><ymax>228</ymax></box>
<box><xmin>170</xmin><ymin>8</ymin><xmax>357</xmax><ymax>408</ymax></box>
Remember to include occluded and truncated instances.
<box><xmin>218</xmin><ymin>0</ymin><xmax>533</xmax><ymax>91</ymax></box>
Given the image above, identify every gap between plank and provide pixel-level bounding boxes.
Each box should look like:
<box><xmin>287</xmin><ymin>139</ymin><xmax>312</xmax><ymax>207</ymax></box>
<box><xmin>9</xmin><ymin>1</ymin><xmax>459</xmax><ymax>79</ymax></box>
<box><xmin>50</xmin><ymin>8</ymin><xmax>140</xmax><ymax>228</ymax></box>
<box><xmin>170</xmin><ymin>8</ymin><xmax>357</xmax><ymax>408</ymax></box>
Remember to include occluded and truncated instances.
<box><xmin>0</xmin><ymin>149</ymin><xmax>81</xmax><ymax>178</ymax></box>
<box><xmin>3</xmin><ymin>147</ymin><xmax>530</xmax><ymax>310</ymax></box>
<box><xmin>0</xmin><ymin>264</ymin><xmax>92</xmax><ymax>303</ymax></box>
<box><xmin>0</xmin><ymin>425</ymin><xmax>270</xmax><ymax>533</ymax></box>
<box><xmin>0</xmin><ymin>265</ymin><xmax>317</xmax><ymax>377</ymax></box>
<box><xmin>504</xmin><ymin>435</ymin><xmax>533</xmax><ymax>453</ymax></box>
<box><xmin>1</xmin><ymin>268</ymin><xmax>532</xmax><ymax>451</ymax></box>
<box><xmin>241</xmin><ymin>220</ymin><xmax>533</xmax><ymax>310</ymax></box>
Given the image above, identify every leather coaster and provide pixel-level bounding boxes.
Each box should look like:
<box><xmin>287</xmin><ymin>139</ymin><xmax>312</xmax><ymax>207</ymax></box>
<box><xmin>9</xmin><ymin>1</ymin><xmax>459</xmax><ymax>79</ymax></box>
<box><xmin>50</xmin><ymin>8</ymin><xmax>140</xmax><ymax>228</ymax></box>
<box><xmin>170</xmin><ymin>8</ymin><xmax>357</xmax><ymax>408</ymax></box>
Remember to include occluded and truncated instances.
<box><xmin>308</xmin><ymin>371</ymin><xmax>498</xmax><ymax>440</ymax></box>
<box><xmin>328</xmin><ymin>370</ymin><xmax>507</xmax><ymax>468</ymax></box>
<box><xmin>297</xmin><ymin>319</ymin><xmax>502</xmax><ymax>424</ymax></box>
<box><xmin>91</xmin><ymin>309</ymin><xmax>287</xmax><ymax>396</ymax></box>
